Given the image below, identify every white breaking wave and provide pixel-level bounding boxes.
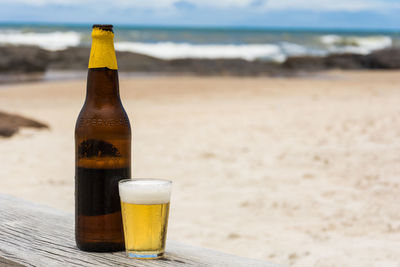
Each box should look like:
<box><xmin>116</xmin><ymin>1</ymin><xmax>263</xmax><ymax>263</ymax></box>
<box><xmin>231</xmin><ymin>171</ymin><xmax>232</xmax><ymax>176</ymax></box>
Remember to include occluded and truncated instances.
<box><xmin>320</xmin><ymin>34</ymin><xmax>392</xmax><ymax>55</ymax></box>
<box><xmin>0</xmin><ymin>30</ymin><xmax>81</xmax><ymax>50</ymax></box>
<box><xmin>0</xmin><ymin>29</ymin><xmax>393</xmax><ymax>60</ymax></box>
<box><xmin>280</xmin><ymin>41</ymin><xmax>315</xmax><ymax>56</ymax></box>
<box><xmin>115</xmin><ymin>41</ymin><xmax>287</xmax><ymax>62</ymax></box>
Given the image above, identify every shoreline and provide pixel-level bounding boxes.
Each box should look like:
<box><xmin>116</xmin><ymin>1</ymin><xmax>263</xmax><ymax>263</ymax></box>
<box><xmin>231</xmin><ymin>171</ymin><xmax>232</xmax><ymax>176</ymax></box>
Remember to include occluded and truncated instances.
<box><xmin>1</xmin><ymin>68</ymin><xmax>399</xmax><ymax>88</ymax></box>
<box><xmin>0</xmin><ymin>70</ymin><xmax>171</xmax><ymax>85</ymax></box>
<box><xmin>0</xmin><ymin>68</ymin><xmax>362</xmax><ymax>85</ymax></box>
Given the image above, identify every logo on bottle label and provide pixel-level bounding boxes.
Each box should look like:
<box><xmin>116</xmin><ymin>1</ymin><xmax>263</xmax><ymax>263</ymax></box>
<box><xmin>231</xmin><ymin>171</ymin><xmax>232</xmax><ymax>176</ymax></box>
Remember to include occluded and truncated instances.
<box><xmin>78</xmin><ymin>139</ymin><xmax>121</xmax><ymax>158</ymax></box>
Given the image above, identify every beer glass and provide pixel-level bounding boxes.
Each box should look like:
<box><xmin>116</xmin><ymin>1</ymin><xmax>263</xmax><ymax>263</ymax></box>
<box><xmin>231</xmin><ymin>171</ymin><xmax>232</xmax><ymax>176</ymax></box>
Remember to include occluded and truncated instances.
<box><xmin>118</xmin><ymin>179</ymin><xmax>172</xmax><ymax>259</ymax></box>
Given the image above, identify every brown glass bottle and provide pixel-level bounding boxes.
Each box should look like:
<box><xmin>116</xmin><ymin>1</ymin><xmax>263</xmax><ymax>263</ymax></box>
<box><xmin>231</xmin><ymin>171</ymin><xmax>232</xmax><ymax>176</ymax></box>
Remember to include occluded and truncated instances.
<box><xmin>75</xmin><ymin>25</ymin><xmax>131</xmax><ymax>252</ymax></box>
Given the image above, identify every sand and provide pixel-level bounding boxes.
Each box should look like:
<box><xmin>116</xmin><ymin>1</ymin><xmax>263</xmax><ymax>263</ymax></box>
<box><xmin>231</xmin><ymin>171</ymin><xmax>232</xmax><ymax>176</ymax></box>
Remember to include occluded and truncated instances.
<box><xmin>0</xmin><ymin>71</ymin><xmax>399</xmax><ymax>266</ymax></box>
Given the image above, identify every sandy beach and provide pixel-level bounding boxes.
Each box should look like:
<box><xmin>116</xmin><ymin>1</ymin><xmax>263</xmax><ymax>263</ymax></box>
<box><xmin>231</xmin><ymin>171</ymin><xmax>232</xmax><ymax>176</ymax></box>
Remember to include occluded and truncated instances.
<box><xmin>0</xmin><ymin>70</ymin><xmax>399</xmax><ymax>266</ymax></box>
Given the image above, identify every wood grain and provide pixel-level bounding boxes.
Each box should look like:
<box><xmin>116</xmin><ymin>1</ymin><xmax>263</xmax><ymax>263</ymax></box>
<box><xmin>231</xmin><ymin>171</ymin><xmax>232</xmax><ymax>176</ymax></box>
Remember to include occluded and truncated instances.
<box><xmin>0</xmin><ymin>194</ymin><xmax>281</xmax><ymax>267</ymax></box>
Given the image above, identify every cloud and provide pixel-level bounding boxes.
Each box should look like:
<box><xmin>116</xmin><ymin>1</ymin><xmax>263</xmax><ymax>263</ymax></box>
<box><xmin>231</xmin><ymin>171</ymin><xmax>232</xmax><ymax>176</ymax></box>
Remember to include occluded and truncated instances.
<box><xmin>263</xmin><ymin>0</ymin><xmax>400</xmax><ymax>12</ymax></box>
<box><xmin>1</xmin><ymin>0</ymin><xmax>399</xmax><ymax>11</ymax></box>
<box><xmin>0</xmin><ymin>0</ymin><xmax>254</xmax><ymax>7</ymax></box>
<box><xmin>174</xmin><ymin>1</ymin><xmax>197</xmax><ymax>10</ymax></box>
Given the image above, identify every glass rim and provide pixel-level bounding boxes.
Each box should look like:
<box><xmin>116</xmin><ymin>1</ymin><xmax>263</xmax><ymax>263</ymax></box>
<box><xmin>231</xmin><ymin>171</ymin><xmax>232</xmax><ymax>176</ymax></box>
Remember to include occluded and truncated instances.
<box><xmin>118</xmin><ymin>178</ymin><xmax>172</xmax><ymax>185</ymax></box>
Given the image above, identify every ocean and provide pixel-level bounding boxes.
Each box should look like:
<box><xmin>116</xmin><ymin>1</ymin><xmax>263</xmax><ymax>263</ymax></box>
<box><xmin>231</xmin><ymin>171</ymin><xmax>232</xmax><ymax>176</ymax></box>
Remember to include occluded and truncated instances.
<box><xmin>0</xmin><ymin>23</ymin><xmax>399</xmax><ymax>62</ymax></box>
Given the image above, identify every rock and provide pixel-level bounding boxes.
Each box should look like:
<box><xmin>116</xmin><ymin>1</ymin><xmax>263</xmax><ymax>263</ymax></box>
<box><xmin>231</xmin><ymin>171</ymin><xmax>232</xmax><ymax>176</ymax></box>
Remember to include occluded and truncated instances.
<box><xmin>0</xmin><ymin>126</ymin><xmax>18</xmax><ymax>137</ymax></box>
<box><xmin>0</xmin><ymin>45</ymin><xmax>50</xmax><ymax>73</ymax></box>
<box><xmin>48</xmin><ymin>47</ymin><xmax>165</xmax><ymax>71</ymax></box>
<box><xmin>48</xmin><ymin>47</ymin><xmax>90</xmax><ymax>70</ymax></box>
<box><xmin>49</xmin><ymin>47</ymin><xmax>286</xmax><ymax>75</ymax></box>
<box><xmin>280</xmin><ymin>48</ymin><xmax>400</xmax><ymax>71</ymax></box>
<box><xmin>361</xmin><ymin>48</ymin><xmax>400</xmax><ymax>69</ymax></box>
<box><xmin>116</xmin><ymin>51</ymin><xmax>166</xmax><ymax>72</ymax></box>
<box><xmin>48</xmin><ymin>47</ymin><xmax>288</xmax><ymax>76</ymax></box>
<box><xmin>325</xmin><ymin>53</ymin><xmax>364</xmax><ymax>69</ymax></box>
<box><xmin>283</xmin><ymin>53</ymin><xmax>364</xmax><ymax>70</ymax></box>
<box><xmin>165</xmin><ymin>58</ymin><xmax>286</xmax><ymax>76</ymax></box>
<box><xmin>0</xmin><ymin>111</ymin><xmax>49</xmax><ymax>137</ymax></box>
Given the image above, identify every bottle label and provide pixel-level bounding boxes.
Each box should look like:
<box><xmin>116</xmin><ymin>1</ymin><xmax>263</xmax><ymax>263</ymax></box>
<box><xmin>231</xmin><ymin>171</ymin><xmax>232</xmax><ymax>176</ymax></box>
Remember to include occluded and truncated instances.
<box><xmin>88</xmin><ymin>28</ymin><xmax>118</xmax><ymax>70</ymax></box>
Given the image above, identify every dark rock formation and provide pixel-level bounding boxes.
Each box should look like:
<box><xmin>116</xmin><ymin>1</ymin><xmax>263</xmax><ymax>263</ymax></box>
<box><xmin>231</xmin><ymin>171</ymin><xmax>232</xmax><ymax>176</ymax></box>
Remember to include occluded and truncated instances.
<box><xmin>48</xmin><ymin>47</ymin><xmax>287</xmax><ymax>76</ymax></box>
<box><xmin>162</xmin><ymin>58</ymin><xmax>286</xmax><ymax>76</ymax></box>
<box><xmin>0</xmin><ymin>45</ymin><xmax>399</xmax><ymax>79</ymax></box>
<box><xmin>325</xmin><ymin>54</ymin><xmax>364</xmax><ymax>69</ymax></box>
<box><xmin>116</xmin><ymin>51</ymin><xmax>166</xmax><ymax>72</ymax></box>
<box><xmin>0</xmin><ymin>46</ymin><xmax>50</xmax><ymax>73</ymax></box>
<box><xmin>283</xmin><ymin>53</ymin><xmax>365</xmax><ymax>70</ymax></box>
<box><xmin>0</xmin><ymin>111</ymin><xmax>49</xmax><ymax>137</ymax></box>
<box><xmin>48</xmin><ymin>47</ymin><xmax>89</xmax><ymax>70</ymax></box>
<box><xmin>47</xmin><ymin>47</ymin><xmax>165</xmax><ymax>71</ymax></box>
<box><xmin>361</xmin><ymin>48</ymin><xmax>400</xmax><ymax>69</ymax></box>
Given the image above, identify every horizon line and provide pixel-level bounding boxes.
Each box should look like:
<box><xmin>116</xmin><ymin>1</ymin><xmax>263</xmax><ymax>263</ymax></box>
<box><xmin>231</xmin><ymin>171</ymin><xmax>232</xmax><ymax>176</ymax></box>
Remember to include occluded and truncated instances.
<box><xmin>0</xmin><ymin>21</ymin><xmax>399</xmax><ymax>33</ymax></box>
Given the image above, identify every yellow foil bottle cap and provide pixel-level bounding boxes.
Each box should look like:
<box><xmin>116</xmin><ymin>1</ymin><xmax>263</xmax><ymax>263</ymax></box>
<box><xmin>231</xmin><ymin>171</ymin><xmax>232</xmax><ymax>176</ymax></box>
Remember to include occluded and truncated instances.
<box><xmin>88</xmin><ymin>27</ymin><xmax>118</xmax><ymax>70</ymax></box>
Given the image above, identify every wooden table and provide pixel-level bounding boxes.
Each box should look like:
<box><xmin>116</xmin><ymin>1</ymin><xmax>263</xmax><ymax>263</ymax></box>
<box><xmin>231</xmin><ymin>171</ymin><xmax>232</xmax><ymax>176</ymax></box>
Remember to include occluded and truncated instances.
<box><xmin>0</xmin><ymin>194</ymin><xmax>282</xmax><ymax>267</ymax></box>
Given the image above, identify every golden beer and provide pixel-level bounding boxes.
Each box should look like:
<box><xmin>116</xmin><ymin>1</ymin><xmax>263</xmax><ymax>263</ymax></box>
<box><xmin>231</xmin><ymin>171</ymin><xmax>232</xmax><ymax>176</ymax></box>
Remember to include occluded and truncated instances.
<box><xmin>119</xmin><ymin>179</ymin><xmax>172</xmax><ymax>259</ymax></box>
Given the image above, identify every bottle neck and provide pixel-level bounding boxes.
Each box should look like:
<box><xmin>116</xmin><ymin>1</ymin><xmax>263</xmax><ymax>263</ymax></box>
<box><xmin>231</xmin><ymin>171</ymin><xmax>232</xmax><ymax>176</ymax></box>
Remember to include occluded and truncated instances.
<box><xmin>86</xmin><ymin>27</ymin><xmax>120</xmax><ymax>107</ymax></box>
<box><xmin>85</xmin><ymin>68</ymin><xmax>120</xmax><ymax>107</ymax></box>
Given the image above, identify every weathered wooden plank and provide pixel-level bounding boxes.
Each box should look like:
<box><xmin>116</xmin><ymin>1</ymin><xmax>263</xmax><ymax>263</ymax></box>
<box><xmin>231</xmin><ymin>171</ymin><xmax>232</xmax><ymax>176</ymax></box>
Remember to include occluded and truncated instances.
<box><xmin>0</xmin><ymin>194</ymin><xmax>282</xmax><ymax>267</ymax></box>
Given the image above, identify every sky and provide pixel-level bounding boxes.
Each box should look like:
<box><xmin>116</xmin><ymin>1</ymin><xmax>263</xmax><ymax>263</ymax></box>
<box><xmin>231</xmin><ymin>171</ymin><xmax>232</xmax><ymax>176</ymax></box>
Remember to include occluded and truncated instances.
<box><xmin>0</xmin><ymin>0</ymin><xmax>399</xmax><ymax>29</ymax></box>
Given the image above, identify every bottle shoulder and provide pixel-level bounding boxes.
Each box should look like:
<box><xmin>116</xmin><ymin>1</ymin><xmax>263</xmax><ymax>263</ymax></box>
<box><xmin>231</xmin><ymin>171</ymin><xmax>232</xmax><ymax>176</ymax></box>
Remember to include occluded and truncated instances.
<box><xmin>77</xmin><ymin>102</ymin><xmax>130</xmax><ymax>119</ymax></box>
<box><xmin>75</xmin><ymin>104</ymin><xmax>131</xmax><ymax>134</ymax></box>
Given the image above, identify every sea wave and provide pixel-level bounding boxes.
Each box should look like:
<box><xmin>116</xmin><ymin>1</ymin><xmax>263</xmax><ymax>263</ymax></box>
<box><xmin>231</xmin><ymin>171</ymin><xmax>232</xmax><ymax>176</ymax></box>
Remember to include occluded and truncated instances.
<box><xmin>0</xmin><ymin>30</ymin><xmax>81</xmax><ymax>50</ymax></box>
<box><xmin>320</xmin><ymin>35</ymin><xmax>392</xmax><ymax>55</ymax></box>
<box><xmin>115</xmin><ymin>42</ymin><xmax>288</xmax><ymax>61</ymax></box>
<box><xmin>0</xmin><ymin>29</ymin><xmax>394</xmax><ymax>61</ymax></box>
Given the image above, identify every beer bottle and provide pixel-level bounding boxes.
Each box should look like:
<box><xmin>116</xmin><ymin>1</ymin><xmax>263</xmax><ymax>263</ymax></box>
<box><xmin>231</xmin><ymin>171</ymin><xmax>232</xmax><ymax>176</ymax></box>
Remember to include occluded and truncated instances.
<box><xmin>75</xmin><ymin>24</ymin><xmax>131</xmax><ymax>252</ymax></box>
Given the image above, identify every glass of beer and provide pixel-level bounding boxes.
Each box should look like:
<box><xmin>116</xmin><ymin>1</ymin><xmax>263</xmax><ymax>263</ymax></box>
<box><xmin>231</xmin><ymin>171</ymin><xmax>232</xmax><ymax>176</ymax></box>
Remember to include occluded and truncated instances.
<box><xmin>118</xmin><ymin>178</ymin><xmax>172</xmax><ymax>259</ymax></box>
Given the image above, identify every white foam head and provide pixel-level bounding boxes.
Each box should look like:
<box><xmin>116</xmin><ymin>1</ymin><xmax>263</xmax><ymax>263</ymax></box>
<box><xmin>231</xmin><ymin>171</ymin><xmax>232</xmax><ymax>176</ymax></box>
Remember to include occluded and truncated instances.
<box><xmin>119</xmin><ymin>179</ymin><xmax>172</xmax><ymax>204</ymax></box>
